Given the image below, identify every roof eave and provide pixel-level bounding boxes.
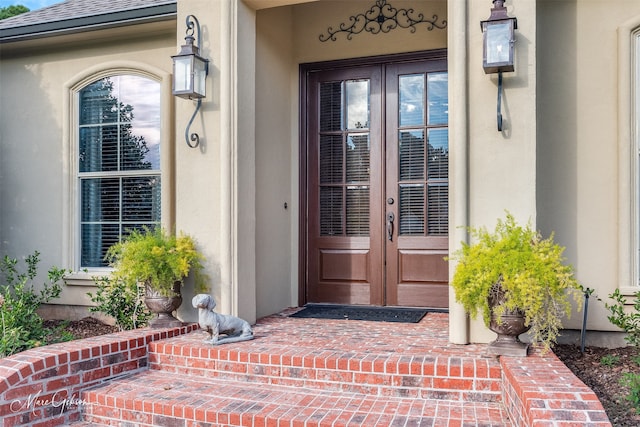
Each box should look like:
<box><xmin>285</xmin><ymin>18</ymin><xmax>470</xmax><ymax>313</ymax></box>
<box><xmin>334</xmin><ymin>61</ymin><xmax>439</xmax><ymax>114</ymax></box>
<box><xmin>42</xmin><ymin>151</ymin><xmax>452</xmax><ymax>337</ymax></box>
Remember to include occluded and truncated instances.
<box><xmin>0</xmin><ymin>3</ymin><xmax>177</xmax><ymax>43</ymax></box>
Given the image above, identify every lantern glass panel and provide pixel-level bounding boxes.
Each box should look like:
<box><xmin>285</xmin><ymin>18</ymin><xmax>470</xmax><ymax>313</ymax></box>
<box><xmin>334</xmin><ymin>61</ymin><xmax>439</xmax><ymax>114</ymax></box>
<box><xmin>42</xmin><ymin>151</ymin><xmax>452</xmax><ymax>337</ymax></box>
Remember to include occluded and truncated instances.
<box><xmin>193</xmin><ymin>57</ymin><xmax>207</xmax><ymax>98</ymax></box>
<box><xmin>486</xmin><ymin>22</ymin><xmax>511</xmax><ymax>64</ymax></box>
<box><xmin>482</xmin><ymin>18</ymin><xmax>515</xmax><ymax>74</ymax></box>
<box><xmin>173</xmin><ymin>56</ymin><xmax>193</xmax><ymax>94</ymax></box>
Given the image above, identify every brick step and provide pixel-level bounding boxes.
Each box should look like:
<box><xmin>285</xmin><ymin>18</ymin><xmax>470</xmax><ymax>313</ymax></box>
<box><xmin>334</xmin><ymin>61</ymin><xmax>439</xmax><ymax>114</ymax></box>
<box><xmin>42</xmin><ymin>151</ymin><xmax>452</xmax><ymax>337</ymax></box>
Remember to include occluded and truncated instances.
<box><xmin>148</xmin><ymin>327</ymin><xmax>503</xmax><ymax>402</ymax></box>
<box><xmin>78</xmin><ymin>369</ymin><xmax>513</xmax><ymax>427</ymax></box>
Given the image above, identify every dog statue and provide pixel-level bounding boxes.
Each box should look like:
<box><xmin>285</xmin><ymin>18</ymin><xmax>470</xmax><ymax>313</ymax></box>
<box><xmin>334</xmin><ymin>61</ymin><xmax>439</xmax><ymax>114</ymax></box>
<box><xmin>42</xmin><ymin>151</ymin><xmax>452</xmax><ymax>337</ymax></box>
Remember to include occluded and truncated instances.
<box><xmin>192</xmin><ymin>294</ymin><xmax>254</xmax><ymax>345</ymax></box>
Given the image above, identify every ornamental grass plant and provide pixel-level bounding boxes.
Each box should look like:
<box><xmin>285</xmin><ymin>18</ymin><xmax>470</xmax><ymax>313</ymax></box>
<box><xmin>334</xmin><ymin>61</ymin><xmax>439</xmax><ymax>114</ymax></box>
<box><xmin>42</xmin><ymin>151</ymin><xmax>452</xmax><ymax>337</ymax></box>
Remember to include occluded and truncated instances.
<box><xmin>450</xmin><ymin>213</ymin><xmax>583</xmax><ymax>352</ymax></box>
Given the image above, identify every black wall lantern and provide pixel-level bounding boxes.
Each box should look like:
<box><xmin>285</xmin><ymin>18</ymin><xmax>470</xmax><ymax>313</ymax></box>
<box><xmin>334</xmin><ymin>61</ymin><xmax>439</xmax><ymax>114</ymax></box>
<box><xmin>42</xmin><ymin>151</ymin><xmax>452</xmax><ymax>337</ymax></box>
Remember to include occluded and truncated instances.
<box><xmin>172</xmin><ymin>14</ymin><xmax>209</xmax><ymax>148</ymax></box>
<box><xmin>481</xmin><ymin>0</ymin><xmax>517</xmax><ymax>131</ymax></box>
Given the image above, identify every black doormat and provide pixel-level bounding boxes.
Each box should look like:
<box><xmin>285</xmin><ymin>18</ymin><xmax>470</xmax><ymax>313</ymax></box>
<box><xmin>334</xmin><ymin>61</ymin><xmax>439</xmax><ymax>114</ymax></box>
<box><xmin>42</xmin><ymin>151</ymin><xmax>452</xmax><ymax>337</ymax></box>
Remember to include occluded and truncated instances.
<box><xmin>289</xmin><ymin>304</ymin><xmax>438</xmax><ymax>323</ymax></box>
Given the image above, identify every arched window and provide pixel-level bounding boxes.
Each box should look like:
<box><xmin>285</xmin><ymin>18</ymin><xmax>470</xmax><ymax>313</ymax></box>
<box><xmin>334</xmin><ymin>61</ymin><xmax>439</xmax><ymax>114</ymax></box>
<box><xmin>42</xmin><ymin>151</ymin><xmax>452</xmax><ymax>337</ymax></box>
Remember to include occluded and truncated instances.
<box><xmin>77</xmin><ymin>75</ymin><xmax>161</xmax><ymax>268</ymax></box>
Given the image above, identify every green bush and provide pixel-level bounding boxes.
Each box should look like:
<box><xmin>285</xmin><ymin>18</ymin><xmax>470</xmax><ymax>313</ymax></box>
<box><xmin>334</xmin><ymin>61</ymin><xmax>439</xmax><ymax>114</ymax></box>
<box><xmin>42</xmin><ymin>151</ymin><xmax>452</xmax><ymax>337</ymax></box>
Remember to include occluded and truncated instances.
<box><xmin>0</xmin><ymin>252</ymin><xmax>68</xmax><ymax>357</ymax></box>
<box><xmin>88</xmin><ymin>276</ymin><xmax>151</xmax><ymax>331</ymax></box>
<box><xmin>620</xmin><ymin>372</ymin><xmax>640</xmax><ymax>412</ymax></box>
<box><xmin>606</xmin><ymin>289</ymin><xmax>640</xmax><ymax>347</ymax></box>
<box><xmin>605</xmin><ymin>290</ymin><xmax>640</xmax><ymax>410</ymax></box>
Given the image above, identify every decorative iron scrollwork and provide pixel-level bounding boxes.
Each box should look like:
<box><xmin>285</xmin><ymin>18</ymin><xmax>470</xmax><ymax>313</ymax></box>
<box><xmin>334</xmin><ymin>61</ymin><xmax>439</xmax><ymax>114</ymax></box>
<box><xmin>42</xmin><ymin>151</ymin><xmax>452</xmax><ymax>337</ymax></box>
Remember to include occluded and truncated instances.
<box><xmin>319</xmin><ymin>0</ymin><xmax>447</xmax><ymax>42</ymax></box>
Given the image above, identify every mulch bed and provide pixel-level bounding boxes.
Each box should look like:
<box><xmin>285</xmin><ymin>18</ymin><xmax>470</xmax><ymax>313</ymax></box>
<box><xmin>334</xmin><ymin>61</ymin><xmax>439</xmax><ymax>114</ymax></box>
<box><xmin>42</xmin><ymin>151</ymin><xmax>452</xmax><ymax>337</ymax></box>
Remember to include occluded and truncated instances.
<box><xmin>554</xmin><ymin>344</ymin><xmax>640</xmax><ymax>426</ymax></box>
<box><xmin>43</xmin><ymin>317</ymin><xmax>119</xmax><ymax>341</ymax></box>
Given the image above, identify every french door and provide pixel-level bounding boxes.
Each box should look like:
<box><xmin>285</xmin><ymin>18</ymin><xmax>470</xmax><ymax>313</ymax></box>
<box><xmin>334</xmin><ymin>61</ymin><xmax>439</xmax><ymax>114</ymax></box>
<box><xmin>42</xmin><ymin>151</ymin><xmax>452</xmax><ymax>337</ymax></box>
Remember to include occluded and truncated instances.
<box><xmin>304</xmin><ymin>52</ymin><xmax>449</xmax><ymax>308</ymax></box>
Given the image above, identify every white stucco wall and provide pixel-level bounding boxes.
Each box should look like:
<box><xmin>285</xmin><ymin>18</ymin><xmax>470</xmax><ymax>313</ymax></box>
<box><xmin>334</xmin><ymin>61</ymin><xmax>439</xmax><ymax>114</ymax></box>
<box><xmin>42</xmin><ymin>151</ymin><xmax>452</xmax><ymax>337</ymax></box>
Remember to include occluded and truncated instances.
<box><xmin>0</xmin><ymin>23</ymin><xmax>176</xmax><ymax>311</ymax></box>
<box><xmin>255</xmin><ymin>6</ymin><xmax>296</xmax><ymax>319</ymax></box>
<box><xmin>462</xmin><ymin>0</ymin><xmax>538</xmax><ymax>343</ymax></box>
<box><xmin>172</xmin><ymin>0</ymin><xmax>258</xmax><ymax>324</ymax></box>
<box><xmin>537</xmin><ymin>0</ymin><xmax>640</xmax><ymax>331</ymax></box>
<box><xmin>292</xmin><ymin>0</ymin><xmax>447</xmax><ymax>62</ymax></box>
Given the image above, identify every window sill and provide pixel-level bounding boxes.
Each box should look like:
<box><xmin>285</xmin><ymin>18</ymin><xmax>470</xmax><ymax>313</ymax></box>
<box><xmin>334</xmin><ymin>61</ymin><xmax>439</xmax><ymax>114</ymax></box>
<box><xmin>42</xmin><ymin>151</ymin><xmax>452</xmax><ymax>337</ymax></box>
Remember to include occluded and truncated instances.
<box><xmin>618</xmin><ymin>286</ymin><xmax>640</xmax><ymax>297</ymax></box>
<box><xmin>64</xmin><ymin>270</ymin><xmax>112</xmax><ymax>287</ymax></box>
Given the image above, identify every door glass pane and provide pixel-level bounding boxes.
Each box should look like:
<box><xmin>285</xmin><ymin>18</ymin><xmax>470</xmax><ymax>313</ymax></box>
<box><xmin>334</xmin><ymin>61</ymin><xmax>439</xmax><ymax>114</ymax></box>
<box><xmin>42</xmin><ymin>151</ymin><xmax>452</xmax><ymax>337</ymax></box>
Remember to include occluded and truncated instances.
<box><xmin>399</xmin><ymin>184</ymin><xmax>425</xmax><ymax>235</ymax></box>
<box><xmin>399</xmin><ymin>74</ymin><xmax>425</xmax><ymax>127</ymax></box>
<box><xmin>346</xmin><ymin>79</ymin><xmax>369</xmax><ymax>129</ymax></box>
<box><xmin>318</xmin><ymin>79</ymin><xmax>372</xmax><ymax>238</ymax></box>
<box><xmin>346</xmin><ymin>134</ymin><xmax>370</xmax><ymax>183</ymax></box>
<box><xmin>320</xmin><ymin>135</ymin><xmax>343</xmax><ymax>183</ymax></box>
<box><xmin>427</xmin><ymin>184</ymin><xmax>448</xmax><ymax>235</ymax></box>
<box><xmin>320</xmin><ymin>186</ymin><xmax>343</xmax><ymax>235</ymax></box>
<box><xmin>427</xmin><ymin>73</ymin><xmax>448</xmax><ymax>125</ymax></box>
<box><xmin>346</xmin><ymin>186</ymin><xmax>369</xmax><ymax>235</ymax></box>
<box><xmin>320</xmin><ymin>81</ymin><xmax>343</xmax><ymax>131</ymax></box>
<box><xmin>427</xmin><ymin>129</ymin><xmax>448</xmax><ymax>179</ymax></box>
<box><xmin>399</xmin><ymin>130</ymin><xmax>425</xmax><ymax>180</ymax></box>
<box><xmin>396</xmin><ymin>71</ymin><xmax>448</xmax><ymax>238</ymax></box>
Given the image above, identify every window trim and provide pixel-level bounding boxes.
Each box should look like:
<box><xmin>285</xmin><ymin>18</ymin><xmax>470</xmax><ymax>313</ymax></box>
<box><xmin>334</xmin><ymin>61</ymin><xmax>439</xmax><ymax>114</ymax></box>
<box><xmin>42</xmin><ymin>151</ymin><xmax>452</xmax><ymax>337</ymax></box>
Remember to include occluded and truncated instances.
<box><xmin>635</xmin><ymin>29</ymin><xmax>640</xmax><ymax>290</ymax></box>
<box><xmin>618</xmin><ymin>18</ymin><xmax>640</xmax><ymax>294</ymax></box>
<box><xmin>63</xmin><ymin>61</ymin><xmax>173</xmax><ymax>284</ymax></box>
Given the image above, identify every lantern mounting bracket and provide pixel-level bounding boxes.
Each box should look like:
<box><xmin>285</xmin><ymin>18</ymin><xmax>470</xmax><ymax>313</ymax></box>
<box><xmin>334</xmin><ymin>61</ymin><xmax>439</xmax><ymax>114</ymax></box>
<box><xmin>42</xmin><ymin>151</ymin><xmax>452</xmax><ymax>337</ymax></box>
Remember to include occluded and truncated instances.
<box><xmin>172</xmin><ymin>14</ymin><xmax>209</xmax><ymax>148</ymax></box>
<box><xmin>481</xmin><ymin>0</ymin><xmax>517</xmax><ymax>132</ymax></box>
<box><xmin>186</xmin><ymin>14</ymin><xmax>199</xmax><ymax>45</ymax></box>
<box><xmin>185</xmin><ymin>98</ymin><xmax>202</xmax><ymax>148</ymax></box>
<box><xmin>497</xmin><ymin>72</ymin><xmax>503</xmax><ymax>131</ymax></box>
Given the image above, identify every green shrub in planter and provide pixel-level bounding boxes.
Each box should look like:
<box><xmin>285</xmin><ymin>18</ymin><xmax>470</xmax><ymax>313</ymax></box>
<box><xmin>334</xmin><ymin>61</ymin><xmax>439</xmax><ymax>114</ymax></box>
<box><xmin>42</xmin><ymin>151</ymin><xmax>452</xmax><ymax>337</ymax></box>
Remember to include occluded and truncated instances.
<box><xmin>450</xmin><ymin>213</ymin><xmax>582</xmax><ymax>352</ymax></box>
<box><xmin>105</xmin><ymin>227</ymin><xmax>206</xmax><ymax>297</ymax></box>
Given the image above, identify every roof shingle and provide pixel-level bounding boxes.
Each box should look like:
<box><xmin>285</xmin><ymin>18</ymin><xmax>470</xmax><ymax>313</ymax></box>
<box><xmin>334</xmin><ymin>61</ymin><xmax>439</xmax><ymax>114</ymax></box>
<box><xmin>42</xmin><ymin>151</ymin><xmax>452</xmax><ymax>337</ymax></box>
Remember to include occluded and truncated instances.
<box><xmin>1</xmin><ymin>0</ymin><xmax>174</xmax><ymax>28</ymax></box>
<box><xmin>0</xmin><ymin>0</ymin><xmax>176</xmax><ymax>41</ymax></box>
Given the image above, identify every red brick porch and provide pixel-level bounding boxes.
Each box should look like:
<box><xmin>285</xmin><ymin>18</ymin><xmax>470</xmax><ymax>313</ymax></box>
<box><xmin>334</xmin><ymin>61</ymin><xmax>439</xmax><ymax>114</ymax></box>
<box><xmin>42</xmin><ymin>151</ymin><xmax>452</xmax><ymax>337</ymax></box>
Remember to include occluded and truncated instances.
<box><xmin>0</xmin><ymin>310</ymin><xmax>610</xmax><ymax>426</ymax></box>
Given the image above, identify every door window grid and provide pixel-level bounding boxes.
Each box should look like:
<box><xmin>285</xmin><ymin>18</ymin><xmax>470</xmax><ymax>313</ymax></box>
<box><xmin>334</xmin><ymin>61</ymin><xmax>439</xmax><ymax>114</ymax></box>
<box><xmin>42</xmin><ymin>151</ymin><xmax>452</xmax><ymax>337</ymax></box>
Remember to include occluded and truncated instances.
<box><xmin>398</xmin><ymin>72</ymin><xmax>448</xmax><ymax>236</ymax></box>
<box><xmin>318</xmin><ymin>79</ymin><xmax>371</xmax><ymax>236</ymax></box>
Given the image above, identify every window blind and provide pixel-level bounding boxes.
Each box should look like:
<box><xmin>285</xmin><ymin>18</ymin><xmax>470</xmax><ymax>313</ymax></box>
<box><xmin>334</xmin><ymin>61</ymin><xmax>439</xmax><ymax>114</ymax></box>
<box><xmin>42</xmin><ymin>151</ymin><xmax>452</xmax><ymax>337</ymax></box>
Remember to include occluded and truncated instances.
<box><xmin>319</xmin><ymin>80</ymin><xmax>371</xmax><ymax>237</ymax></box>
<box><xmin>78</xmin><ymin>75</ymin><xmax>161</xmax><ymax>268</ymax></box>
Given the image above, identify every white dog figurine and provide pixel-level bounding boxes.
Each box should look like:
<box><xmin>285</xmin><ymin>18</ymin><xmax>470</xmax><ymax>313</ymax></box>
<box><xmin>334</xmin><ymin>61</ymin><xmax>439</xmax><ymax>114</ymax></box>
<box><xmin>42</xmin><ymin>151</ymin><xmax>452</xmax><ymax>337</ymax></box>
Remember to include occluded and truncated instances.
<box><xmin>192</xmin><ymin>294</ymin><xmax>254</xmax><ymax>345</ymax></box>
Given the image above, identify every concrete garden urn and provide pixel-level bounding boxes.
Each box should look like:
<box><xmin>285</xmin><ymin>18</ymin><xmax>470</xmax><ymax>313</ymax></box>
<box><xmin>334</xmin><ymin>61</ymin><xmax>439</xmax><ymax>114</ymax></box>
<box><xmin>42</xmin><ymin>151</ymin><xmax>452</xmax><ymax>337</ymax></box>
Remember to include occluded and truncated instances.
<box><xmin>144</xmin><ymin>281</ymin><xmax>183</xmax><ymax>328</ymax></box>
<box><xmin>486</xmin><ymin>282</ymin><xmax>531</xmax><ymax>356</ymax></box>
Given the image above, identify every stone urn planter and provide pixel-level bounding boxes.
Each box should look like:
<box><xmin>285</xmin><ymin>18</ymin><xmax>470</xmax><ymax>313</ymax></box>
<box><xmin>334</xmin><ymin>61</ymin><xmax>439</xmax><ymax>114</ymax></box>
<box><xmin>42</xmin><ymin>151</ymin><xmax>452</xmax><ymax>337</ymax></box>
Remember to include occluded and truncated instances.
<box><xmin>486</xmin><ymin>282</ymin><xmax>530</xmax><ymax>356</ymax></box>
<box><xmin>450</xmin><ymin>213</ymin><xmax>583</xmax><ymax>354</ymax></box>
<box><xmin>144</xmin><ymin>281</ymin><xmax>183</xmax><ymax>328</ymax></box>
<box><xmin>104</xmin><ymin>227</ymin><xmax>206</xmax><ymax>329</ymax></box>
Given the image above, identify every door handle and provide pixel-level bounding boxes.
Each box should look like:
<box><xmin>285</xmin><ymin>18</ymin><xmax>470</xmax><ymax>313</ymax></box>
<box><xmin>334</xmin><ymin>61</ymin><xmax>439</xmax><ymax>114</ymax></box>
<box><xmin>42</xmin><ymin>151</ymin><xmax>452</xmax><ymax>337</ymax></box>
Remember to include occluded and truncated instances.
<box><xmin>386</xmin><ymin>212</ymin><xmax>395</xmax><ymax>241</ymax></box>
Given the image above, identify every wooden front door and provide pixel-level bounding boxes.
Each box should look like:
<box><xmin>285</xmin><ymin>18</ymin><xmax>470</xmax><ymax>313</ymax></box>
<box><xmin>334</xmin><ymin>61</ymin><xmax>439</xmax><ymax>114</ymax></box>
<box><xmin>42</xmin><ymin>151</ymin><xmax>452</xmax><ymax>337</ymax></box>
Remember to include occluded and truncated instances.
<box><xmin>303</xmin><ymin>52</ymin><xmax>449</xmax><ymax>308</ymax></box>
